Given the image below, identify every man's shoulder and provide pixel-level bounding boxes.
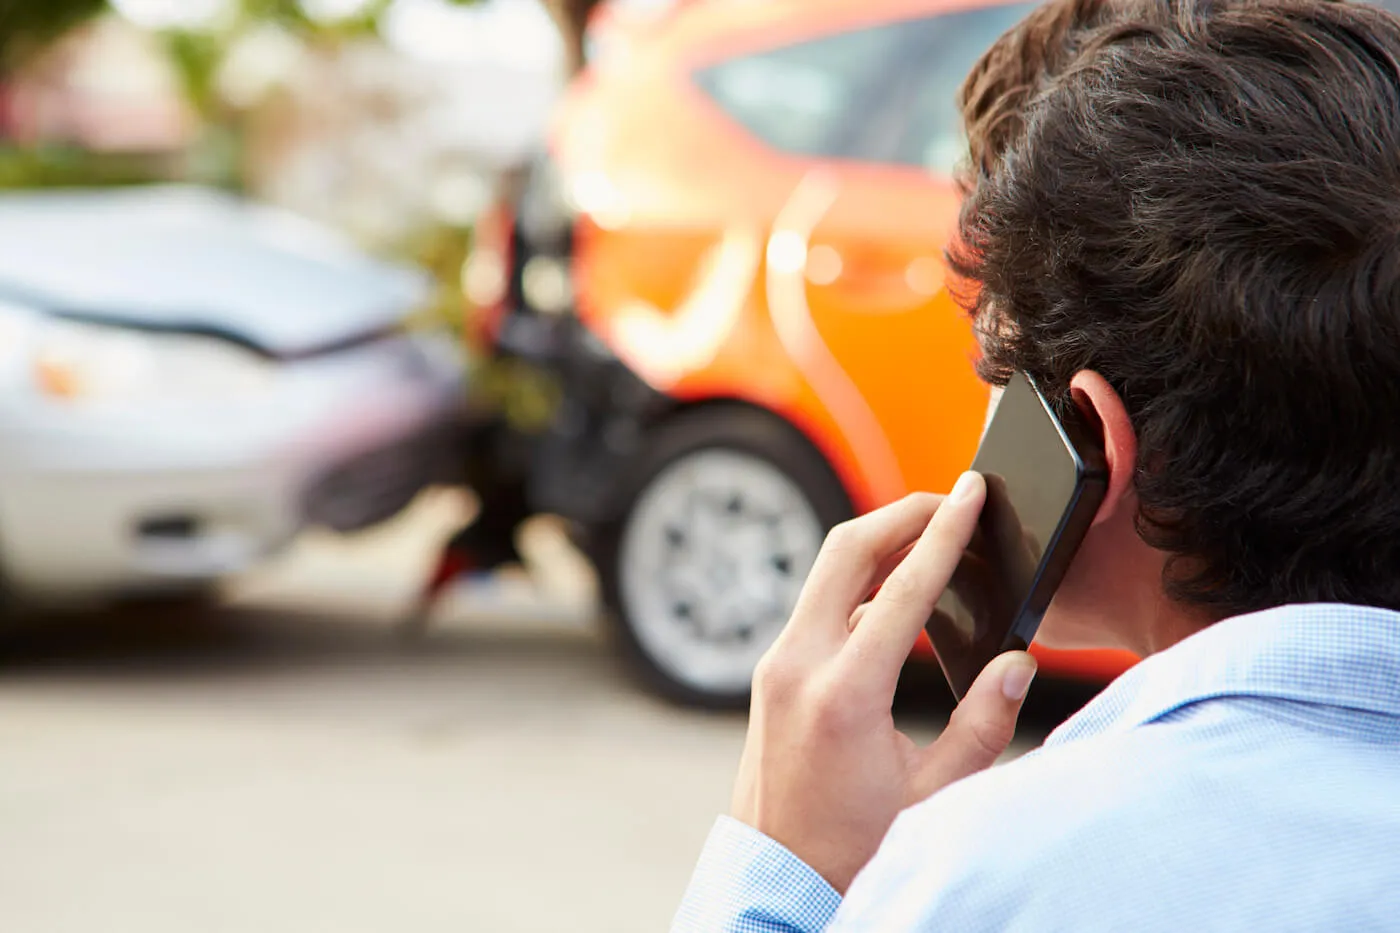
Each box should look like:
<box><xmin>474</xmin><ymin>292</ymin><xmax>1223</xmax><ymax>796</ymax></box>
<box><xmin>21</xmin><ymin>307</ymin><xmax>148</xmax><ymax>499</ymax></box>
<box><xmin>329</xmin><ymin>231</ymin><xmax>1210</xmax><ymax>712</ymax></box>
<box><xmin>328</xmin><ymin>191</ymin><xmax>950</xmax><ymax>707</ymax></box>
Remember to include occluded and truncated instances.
<box><xmin>895</xmin><ymin>725</ymin><xmax>1186</xmax><ymax>871</ymax></box>
<box><xmin>886</xmin><ymin>701</ymin><xmax>1389</xmax><ymax>874</ymax></box>
<box><xmin>837</xmin><ymin>703</ymin><xmax>1400</xmax><ymax>931</ymax></box>
<box><xmin>837</xmin><ymin>729</ymin><xmax>1183</xmax><ymax>914</ymax></box>
<box><xmin>834</xmin><ymin>731</ymin><xmax>1187</xmax><ymax>929</ymax></box>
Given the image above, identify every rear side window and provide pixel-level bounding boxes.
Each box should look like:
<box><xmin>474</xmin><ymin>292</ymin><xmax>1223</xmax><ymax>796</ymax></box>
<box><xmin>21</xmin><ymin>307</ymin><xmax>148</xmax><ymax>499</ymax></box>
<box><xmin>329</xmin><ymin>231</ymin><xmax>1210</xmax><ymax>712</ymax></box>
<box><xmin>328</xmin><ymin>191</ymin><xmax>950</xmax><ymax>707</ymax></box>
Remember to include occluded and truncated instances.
<box><xmin>692</xmin><ymin>21</ymin><xmax>912</xmax><ymax>158</ymax></box>
<box><xmin>879</xmin><ymin>4</ymin><xmax>1039</xmax><ymax>174</ymax></box>
<box><xmin>692</xmin><ymin>2</ymin><xmax>1037</xmax><ymax>169</ymax></box>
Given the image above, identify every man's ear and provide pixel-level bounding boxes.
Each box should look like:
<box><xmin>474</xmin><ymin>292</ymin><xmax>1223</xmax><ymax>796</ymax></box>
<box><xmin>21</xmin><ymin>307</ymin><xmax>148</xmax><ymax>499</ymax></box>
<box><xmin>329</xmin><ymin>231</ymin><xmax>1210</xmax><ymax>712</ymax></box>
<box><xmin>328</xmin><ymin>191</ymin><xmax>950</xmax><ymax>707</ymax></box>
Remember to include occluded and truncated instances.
<box><xmin>1069</xmin><ymin>370</ymin><xmax>1137</xmax><ymax>526</ymax></box>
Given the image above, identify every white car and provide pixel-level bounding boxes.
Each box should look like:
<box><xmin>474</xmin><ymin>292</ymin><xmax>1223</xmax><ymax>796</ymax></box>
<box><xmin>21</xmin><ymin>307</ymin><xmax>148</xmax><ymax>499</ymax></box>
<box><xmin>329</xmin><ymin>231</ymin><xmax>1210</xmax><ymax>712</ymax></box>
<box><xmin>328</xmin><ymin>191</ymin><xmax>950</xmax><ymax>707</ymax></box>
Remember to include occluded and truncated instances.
<box><xmin>0</xmin><ymin>186</ymin><xmax>465</xmax><ymax>607</ymax></box>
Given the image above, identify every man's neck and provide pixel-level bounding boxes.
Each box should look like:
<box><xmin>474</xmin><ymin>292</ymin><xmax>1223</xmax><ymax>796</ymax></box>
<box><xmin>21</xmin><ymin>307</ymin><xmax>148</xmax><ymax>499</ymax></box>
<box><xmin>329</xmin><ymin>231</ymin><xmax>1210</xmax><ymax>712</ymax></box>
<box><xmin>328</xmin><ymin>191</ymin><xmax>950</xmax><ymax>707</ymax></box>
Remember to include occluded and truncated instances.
<box><xmin>1142</xmin><ymin>600</ymin><xmax>1214</xmax><ymax>655</ymax></box>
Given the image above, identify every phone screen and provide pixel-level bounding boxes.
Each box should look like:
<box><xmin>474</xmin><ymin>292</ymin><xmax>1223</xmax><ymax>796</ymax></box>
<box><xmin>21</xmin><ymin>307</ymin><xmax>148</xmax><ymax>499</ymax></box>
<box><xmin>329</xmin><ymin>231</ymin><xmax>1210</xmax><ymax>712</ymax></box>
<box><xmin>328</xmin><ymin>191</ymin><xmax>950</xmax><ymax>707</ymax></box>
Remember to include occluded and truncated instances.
<box><xmin>925</xmin><ymin>373</ymin><xmax>1106</xmax><ymax>699</ymax></box>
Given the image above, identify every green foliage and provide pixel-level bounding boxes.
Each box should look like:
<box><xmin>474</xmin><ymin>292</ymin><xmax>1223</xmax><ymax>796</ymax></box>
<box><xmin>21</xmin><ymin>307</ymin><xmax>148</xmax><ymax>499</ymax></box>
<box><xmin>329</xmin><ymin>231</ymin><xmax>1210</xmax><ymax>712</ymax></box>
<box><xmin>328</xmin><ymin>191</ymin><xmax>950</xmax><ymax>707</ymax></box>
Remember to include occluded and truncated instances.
<box><xmin>158</xmin><ymin>0</ymin><xmax>486</xmax><ymax>117</ymax></box>
<box><xmin>0</xmin><ymin>0</ymin><xmax>490</xmax><ymax>72</ymax></box>
<box><xmin>239</xmin><ymin>0</ymin><xmax>361</xmax><ymax>34</ymax></box>
<box><xmin>163</xmin><ymin>29</ymin><xmax>225</xmax><ymax>117</ymax></box>
<box><xmin>234</xmin><ymin>0</ymin><xmax>481</xmax><ymax>37</ymax></box>
<box><xmin>395</xmin><ymin>222</ymin><xmax>474</xmax><ymax>334</ymax></box>
<box><xmin>0</xmin><ymin>0</ymin><xmax>106</xmax><ymax>67</ymax></box>
<box><xmin>0</xmin><ymin>146</ymin><xmax>166</xmax><ymax>189</ymax></box>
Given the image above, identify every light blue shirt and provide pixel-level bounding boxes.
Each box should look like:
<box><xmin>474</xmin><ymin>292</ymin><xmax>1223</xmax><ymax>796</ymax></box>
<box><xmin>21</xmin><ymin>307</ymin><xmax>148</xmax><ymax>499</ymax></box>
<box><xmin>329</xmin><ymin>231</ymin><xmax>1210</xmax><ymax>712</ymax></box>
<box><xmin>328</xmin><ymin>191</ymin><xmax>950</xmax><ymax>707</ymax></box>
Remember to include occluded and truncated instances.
<box><xmin>673</xmin><ymin>603</ymin><xmax>1400</xmax><ymax>931</ymax></box>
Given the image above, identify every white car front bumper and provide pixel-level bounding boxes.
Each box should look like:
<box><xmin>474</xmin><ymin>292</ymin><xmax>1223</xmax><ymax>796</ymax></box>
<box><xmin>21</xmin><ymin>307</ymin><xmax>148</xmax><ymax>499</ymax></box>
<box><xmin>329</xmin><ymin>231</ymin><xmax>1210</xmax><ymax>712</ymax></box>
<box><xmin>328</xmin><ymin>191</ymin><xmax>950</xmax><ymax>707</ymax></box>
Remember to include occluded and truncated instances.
<box><xmin>0</xmin><ymin>331</ymin><xmax>465</xmax><ymax>603</ymax></box>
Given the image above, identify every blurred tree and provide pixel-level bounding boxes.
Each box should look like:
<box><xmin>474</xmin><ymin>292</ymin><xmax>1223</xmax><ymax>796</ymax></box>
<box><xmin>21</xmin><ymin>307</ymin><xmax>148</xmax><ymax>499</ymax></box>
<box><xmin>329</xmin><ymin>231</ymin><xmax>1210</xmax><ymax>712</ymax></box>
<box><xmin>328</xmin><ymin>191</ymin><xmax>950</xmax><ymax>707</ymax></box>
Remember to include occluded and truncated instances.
<box><xmin>239</xmin><ymin>0</ymin><xmax>381</xmax><ymax>37</ymax></box>
<box><xmin>544</xmin><ymin>0</ymin><xmax>600</xmax><ymax>74</ymax></box>
<box><xmin>237</xmin><ymin>0</ymin><xmax>482</xmax><ymax>38</ymax></box>
<box><xmin>0</xmin><ymin>0</ymin><xmax>107</xmax><ymax>68</ymax></box>
<box><xmin>156</xmin><ymin>0</ymin><xmax>488</xmax><ymax>126</ymax></box>
<box><xmin>164</xmin><ymin>29</ymin><xmax>225</xmax><ymax>118</ymax></box>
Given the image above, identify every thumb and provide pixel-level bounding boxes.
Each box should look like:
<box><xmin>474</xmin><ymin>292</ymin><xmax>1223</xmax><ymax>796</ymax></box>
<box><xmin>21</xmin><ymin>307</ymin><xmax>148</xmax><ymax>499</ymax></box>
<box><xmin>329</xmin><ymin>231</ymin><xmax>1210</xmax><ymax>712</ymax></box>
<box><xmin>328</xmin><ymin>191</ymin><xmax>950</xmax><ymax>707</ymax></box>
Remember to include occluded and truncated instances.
<box><xmin>912</xmin><ymin>651</ymin><xmax>1037</xmax><ymax>799</ymax></box>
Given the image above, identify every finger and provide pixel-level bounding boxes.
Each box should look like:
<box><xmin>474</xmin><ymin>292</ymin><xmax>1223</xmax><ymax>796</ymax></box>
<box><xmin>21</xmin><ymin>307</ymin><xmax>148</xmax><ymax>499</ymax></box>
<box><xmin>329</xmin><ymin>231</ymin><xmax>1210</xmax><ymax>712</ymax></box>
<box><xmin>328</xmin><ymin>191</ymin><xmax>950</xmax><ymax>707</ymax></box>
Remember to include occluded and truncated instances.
<box><xmin>788</xmin><ymin>492</ymin><xmax>944</xmax><ymax>637</ymax></box>
<box><xmin>861</xmin><ymin>537</ymin><xmax>940</xmax><ymax>612</ymax></box>
<box><xmin>844</xmin><ymin>472</ymin><xmax>986</xmax><ymax>681</ymax></box>
<box><xmin>913</xmin><ymin>650</ymin><xmax>1037</xmax><ymax>799</ymax></box>
<box><xmin>869</xmin><ymin>542</ymin><xmax>918</xmax><ymax>597</ymax></box>
<box><xmin>847</xmin><ymin>602</ymin><xmax>871</xmax><ymax>632</ymax></box>
<box><xmin>861</xmin><ymin>536</ymin><xmax>980</xmax><ymax>628</ymax></box>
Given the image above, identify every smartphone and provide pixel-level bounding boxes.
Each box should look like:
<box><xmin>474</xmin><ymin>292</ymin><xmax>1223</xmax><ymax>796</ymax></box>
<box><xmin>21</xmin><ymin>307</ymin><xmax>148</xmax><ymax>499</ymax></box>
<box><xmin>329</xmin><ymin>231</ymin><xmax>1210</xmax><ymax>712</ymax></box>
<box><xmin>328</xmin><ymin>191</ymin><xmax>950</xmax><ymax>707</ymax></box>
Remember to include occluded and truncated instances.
<box><xmin>925</xmin><ymin>372</ymin><xmax>1108</xmax><ymax>700</ymax></box>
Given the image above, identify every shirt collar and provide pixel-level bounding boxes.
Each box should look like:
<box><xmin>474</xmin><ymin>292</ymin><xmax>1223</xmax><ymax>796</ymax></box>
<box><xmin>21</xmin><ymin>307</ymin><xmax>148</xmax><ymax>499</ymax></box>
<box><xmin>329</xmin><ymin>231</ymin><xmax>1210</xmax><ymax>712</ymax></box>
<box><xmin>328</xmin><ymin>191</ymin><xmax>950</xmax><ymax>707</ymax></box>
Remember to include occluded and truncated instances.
<box><xmin>1046</xmin><ymin>602</ymin><xmax>1400</xmax><ymax>746</ymax></box>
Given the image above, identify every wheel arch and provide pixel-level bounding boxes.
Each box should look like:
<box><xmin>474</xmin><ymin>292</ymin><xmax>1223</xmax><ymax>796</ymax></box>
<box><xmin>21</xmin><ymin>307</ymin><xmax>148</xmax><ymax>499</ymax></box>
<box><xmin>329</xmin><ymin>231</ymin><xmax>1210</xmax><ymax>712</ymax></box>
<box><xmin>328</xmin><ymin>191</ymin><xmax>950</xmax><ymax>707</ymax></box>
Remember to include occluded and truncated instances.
<box><xmin>650</xmin><ymin>394</ymin><xmax>863</xmax><ymax>519</ymax></box>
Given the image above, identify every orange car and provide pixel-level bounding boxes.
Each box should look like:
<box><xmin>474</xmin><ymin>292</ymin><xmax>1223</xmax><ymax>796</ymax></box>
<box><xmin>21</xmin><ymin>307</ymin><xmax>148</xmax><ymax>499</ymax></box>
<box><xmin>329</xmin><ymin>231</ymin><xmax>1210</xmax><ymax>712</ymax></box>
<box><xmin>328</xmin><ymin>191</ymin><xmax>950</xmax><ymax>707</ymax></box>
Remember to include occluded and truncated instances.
<box><xmin>462</xmin><ymin>0</ymin><xmax>1137</xmax><ymax>706</ymax></box>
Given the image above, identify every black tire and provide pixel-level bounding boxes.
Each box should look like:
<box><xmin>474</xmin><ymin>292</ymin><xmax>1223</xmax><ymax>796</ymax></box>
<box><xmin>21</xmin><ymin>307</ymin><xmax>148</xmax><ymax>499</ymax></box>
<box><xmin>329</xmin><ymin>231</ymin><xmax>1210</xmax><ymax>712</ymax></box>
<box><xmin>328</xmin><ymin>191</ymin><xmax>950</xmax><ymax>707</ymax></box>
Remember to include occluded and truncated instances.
<box><xmin>595</xmin><ymin>405</ymin><xmax>853</xmax><ymax>708</ymax></box>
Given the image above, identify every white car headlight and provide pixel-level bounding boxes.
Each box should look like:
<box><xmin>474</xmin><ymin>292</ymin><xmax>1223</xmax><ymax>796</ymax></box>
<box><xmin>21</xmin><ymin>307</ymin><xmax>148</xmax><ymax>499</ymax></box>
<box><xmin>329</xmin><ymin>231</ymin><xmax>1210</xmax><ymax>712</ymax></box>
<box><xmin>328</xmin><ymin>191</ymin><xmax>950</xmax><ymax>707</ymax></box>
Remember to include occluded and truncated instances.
<box><xmin>30</xmin><ymin>315</ymin><xmax>275</xmax><ymax>405</ymax></box>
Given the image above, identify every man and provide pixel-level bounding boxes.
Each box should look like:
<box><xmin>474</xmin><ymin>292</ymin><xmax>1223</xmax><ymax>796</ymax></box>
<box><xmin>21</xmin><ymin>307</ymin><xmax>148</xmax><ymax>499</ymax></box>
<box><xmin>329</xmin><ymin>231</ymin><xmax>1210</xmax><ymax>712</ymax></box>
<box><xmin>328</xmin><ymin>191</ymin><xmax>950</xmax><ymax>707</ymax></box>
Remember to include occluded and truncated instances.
<box><xmin>672</xmin><ymin>0</ymin><xmax>1400</xmax><ymax>929</ymax></box>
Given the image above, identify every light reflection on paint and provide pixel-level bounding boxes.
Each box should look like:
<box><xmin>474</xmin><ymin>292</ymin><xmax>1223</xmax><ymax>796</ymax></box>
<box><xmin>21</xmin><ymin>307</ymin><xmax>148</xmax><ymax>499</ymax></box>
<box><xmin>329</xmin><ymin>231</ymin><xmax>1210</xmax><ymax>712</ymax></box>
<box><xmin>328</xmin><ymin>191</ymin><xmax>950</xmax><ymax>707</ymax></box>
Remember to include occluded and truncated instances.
<box><xmin>766</xmin><ymin>170</ymin><xmax>906</xmax><ymax>504</ymax></box>
<box><xmin>609</xmin><ymin>227</ymin><xmax>761</xmax><ymax>386</ymax></box>
<box><xmin>804</xmin><ymin>244</ymin><xmax>843</xmax><ymax>286</ymax></box>
<box><xmin>765</xmin><ymin>230</ymin><xmax>807</xmax><ymax>275</ymax></box>
<box><xmin>905</xmin><ymin>256</ymin><xmax>944</xmax><ymax>297</ymax></box>
<box><xmin>569</xmin><ymin>170</ymin><xmax>630</xmax><ymax>230</ymax></box>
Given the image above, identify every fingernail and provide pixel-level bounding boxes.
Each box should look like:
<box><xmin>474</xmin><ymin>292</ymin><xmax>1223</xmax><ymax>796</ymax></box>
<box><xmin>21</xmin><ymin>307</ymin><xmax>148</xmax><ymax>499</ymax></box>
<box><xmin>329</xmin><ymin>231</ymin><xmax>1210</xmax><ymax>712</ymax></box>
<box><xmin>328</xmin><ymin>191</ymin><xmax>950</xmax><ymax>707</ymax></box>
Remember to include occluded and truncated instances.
<box><xmin>1002</xmin><ymin>656</ymin><xmax>1037</xmax><ymax>701</ymax></box>
<box><xmin>948</xmin><ymin>471</ymin><xmax>980</xmax><ymax>505</ymax></box>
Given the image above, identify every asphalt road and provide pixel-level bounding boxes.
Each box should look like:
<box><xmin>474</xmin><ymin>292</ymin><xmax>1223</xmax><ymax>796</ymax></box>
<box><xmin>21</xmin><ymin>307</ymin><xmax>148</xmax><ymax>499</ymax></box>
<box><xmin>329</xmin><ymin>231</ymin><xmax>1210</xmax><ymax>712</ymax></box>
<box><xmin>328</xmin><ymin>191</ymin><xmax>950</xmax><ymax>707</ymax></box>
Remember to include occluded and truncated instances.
<box><xmin>0</xmin><ymin>490</ymin><xmax>1094</xmax><ymax>933</ymax></box>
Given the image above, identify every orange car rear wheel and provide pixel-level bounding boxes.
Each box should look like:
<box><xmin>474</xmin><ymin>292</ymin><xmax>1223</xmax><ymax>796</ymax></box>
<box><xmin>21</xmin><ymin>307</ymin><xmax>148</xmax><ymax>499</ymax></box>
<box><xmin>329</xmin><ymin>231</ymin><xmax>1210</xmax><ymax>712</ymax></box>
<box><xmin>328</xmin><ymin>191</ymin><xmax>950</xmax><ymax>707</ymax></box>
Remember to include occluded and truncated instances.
<box><xmin>595</xmin><ymin>404</ymin><xmax>852</xmax><ymax>708</ymax></box>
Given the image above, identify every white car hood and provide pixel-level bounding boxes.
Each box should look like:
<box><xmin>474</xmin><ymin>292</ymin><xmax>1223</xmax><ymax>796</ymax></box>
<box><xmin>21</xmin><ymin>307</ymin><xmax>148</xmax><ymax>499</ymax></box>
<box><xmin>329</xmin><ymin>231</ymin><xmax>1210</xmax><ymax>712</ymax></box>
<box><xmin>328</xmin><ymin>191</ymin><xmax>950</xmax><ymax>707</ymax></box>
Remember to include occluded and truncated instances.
<box><xmin>0</xmin><ymin>185</ymin><xmax>432</xmax><ymax>357</ymax></box>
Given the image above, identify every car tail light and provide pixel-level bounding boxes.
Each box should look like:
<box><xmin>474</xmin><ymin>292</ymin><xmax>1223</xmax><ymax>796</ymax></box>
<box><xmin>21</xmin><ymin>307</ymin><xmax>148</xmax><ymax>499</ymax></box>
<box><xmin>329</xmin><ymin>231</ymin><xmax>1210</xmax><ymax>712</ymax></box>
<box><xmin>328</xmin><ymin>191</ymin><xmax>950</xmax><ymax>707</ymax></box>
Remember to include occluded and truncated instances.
<box><xmin>462</xmin><ymin>201</ymin><xmax>514</xmax><ymax>347</ymax></box>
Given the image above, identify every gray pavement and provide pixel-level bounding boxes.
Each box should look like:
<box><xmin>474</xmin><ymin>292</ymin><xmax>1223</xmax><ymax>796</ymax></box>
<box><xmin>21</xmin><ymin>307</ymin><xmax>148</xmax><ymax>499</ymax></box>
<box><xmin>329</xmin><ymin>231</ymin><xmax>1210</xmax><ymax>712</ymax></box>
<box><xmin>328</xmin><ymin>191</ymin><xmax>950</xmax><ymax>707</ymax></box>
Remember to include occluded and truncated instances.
<box><xmin>0</xmin><ymin>490</ymin><xmax>1084</xmax><ymax>933</ymax></box>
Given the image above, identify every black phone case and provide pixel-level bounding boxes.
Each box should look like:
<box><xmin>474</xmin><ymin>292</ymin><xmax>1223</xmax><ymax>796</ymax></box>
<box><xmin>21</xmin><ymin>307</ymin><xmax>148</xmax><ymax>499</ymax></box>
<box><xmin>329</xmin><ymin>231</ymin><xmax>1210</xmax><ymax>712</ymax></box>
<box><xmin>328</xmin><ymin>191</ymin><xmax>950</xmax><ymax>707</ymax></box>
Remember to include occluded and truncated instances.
<box><xmin>927</xmin><ymin>374</ymin><xmax>1108</xmax><ymax>700</ymax></box>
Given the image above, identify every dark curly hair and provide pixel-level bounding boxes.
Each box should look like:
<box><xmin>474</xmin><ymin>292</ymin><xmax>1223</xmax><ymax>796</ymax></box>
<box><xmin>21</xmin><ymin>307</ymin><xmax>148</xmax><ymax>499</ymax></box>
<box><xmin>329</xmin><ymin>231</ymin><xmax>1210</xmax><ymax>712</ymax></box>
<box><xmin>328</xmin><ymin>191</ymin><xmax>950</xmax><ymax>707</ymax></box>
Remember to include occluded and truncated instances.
<box><xmin>949</xmin><ymin>0</ymin><xmax>1400</xmax><ymax>617</ymax></box>
<box><xmin>956</xmin><ymin>0</ymin><xmax>1344</xmax><ymax>177</ymax></box>
<box><xmin>958</xmin><ymin>0</ymin><xmax>1113</xmax><ymax>178</ymax></box>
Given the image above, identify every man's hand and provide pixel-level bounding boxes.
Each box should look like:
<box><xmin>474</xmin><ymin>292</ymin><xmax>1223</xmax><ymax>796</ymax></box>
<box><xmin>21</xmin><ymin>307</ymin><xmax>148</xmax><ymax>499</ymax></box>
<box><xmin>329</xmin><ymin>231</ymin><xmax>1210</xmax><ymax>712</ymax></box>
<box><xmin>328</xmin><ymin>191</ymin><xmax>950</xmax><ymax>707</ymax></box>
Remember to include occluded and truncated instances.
<box><xmin>730</xmin><ymin>472</ymin><xmax>1038</xmax><ymax>894</ymax></box>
